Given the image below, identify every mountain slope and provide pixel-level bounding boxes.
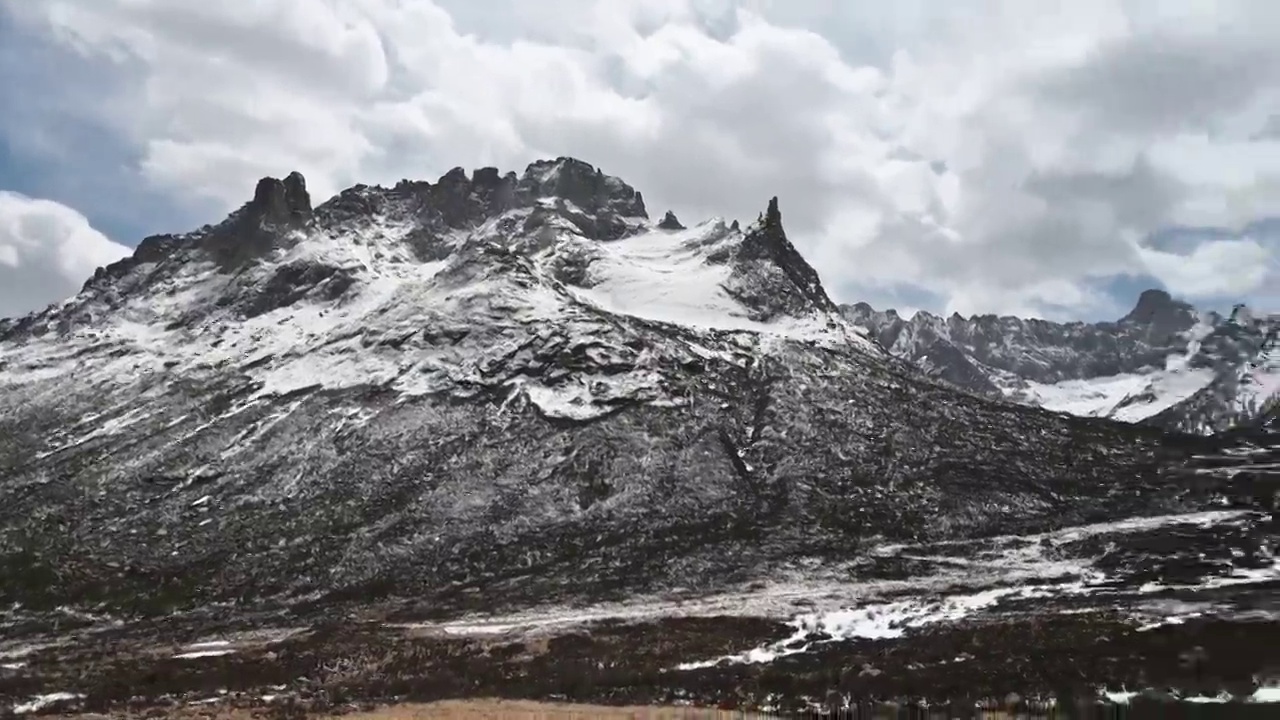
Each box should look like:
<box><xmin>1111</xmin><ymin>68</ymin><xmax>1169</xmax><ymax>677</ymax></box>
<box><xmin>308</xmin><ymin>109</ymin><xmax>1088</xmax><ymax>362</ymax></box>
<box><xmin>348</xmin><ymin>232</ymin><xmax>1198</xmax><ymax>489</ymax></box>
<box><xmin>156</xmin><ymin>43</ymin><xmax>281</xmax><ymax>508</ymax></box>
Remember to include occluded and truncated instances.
<box><xmin>843</xmin><ymin>291</ymin><xmax>1279</xmax><ymax>433</ymax></box>
<box><xmin>0</xmin><ymin>158</ymin><xmax>1205</xmax><ymax>619</ymax></box>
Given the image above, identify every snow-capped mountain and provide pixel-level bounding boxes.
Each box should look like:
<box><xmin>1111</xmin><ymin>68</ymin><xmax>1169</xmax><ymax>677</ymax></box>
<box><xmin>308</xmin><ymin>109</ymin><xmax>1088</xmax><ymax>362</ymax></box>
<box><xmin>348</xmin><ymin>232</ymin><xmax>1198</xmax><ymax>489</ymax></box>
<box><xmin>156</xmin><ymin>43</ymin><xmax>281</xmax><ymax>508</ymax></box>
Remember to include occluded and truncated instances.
<box><xmin>0</xmin><ymin>156</ymin><xmax>1198</xmax><ymax>613</ymax></box>
<box><xmin>2</xmin><ymin>160</ymin><xmax>857</xmax><ymax>416</ymax></box>
<box><xmin>843</xmin><ymin>291</ymin><xmax>1279</xmax><ymax>433</ymax></box>
<box><xmin>2</xmin><ymin>158</ymin><xmax>1278</xmax><ymax>714</ymax></box>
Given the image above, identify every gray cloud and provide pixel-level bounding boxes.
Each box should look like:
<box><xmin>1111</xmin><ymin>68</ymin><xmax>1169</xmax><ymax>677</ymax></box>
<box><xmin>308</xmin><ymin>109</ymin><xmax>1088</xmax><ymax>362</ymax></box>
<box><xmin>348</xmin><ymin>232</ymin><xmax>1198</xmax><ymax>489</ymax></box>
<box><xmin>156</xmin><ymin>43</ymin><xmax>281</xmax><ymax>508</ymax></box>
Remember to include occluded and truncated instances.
<box><xmin>1254</xmin><ymin>115</ymin><xmax>1280</xmax><ymax>141</ymax></box>
<box><xmin>0</xmin><ymin>0</ymin><xmax>1277</xmax><ymax>320</ymax></box>
<box><xmin>1033</xmin><ymin>33</ymin><xmax>1280</xmax><ymax>136</ymax></box>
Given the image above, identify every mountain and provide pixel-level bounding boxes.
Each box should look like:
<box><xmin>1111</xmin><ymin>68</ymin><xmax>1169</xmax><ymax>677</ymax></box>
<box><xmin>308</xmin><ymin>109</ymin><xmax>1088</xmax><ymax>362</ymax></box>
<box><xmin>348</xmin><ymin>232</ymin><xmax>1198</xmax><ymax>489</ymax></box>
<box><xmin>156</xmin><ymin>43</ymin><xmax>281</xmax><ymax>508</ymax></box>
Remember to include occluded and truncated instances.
<box><xmin>843</xmin><ymin>290</ymin><xmax>1280</xmax><ymax>434</ymax></box>
<box><xmin>1</xmin><ymin>158</ymin><xmax>1278</xmax><ymax>714</ymax></box>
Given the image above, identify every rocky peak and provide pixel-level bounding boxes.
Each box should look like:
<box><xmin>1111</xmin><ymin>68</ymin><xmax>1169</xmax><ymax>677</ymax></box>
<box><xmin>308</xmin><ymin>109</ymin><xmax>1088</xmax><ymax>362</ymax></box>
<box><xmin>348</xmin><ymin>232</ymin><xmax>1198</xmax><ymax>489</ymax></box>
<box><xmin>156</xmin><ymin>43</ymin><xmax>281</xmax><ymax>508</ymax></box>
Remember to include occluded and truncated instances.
<box><xmin>250</xmin><ymin>171</ymin><xmax>312</xmax><ymax>227</ymax></box>
<box><xmin>738</xmin><ymin>198</ymin><xmax>786</xmax><ymax>261</ymax></box>
<box><xmin>188</xmin><ymin>172</ymin><xmax>315</xmax><ymax>270</ymax></box>
<box><xmin>320</xmin><ymin>158</ymin><xmax>645</xmax><ymax>240</ymax></box>
<box><xmin>424</xmin><ymin>166</ymin><xmax>519</xmax><ymax>227</ymax></box>
<box><xmin>1229</xmin><ymin>303</ymin><xmax>1255</xmax><ymax>326</ymax></box>
<box><xmin>40</xmin><ymin>162</ymin><xmax>848</xmax><ymax>337</ymax></box>
<box><xmin>763</xmin><ymin>196</ymin><xmax>782</xmax><ymax>229</ymax></box>
<box><xmin>68</xmin><ymin>171</ymin><xmax>316</xmax><ymax>288</ymax></box>
<box><xmin>727</xmin><ymin>197</ymin><xmax>837</xmax><ymax>320</ymax></box>
<box><xmin>1121</xmin><ymin>288</ymin><xmax>1196</xmax><ymax>334</ymax></box>
<box><xmin>658</xmin><ymin>210</ymin><xmax>685</xmax><ymax>230</ymax></box>
<box><xmin>471</xmin><ymin>166</ymin><xmax>511</xmax><ymax>192</ymax></box>
<box><xmin>517</xmin><ymin>157</ymin><xmax>647</xmax><ymax>220</ymax></box>
<box><xmin>432</xmin><ymin>167</ymin><xmax>473</xmax><ymax>227</ymax></box>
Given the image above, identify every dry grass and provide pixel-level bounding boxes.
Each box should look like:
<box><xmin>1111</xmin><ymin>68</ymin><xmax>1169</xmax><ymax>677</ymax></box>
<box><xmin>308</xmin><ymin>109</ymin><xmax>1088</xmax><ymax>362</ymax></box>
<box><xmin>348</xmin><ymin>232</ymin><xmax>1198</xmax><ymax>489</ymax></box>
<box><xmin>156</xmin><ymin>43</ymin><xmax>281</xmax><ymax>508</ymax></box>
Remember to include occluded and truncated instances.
<box><xmin>339</xmin><ymin>699</ymin><xmax>770</xmax><ymax>718</ymax></box>
<box><xmin>53</xmin><ymin>700</ymin><xmax>770</xmax><ymax>719</ymax></box>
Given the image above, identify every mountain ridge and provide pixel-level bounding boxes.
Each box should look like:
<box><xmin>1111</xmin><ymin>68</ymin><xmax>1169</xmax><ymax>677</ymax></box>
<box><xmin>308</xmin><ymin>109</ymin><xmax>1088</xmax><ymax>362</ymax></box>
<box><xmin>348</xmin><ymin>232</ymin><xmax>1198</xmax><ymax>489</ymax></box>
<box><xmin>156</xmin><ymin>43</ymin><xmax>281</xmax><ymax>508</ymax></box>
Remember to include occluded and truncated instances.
<box><xmin>842</xmin><ymin>290</ymin><xmax>1279</xmax><ymax>433</ymax></box>
<box><xmin>0</xmin><ymin>156</ymin><xmax>1207</xmax><ymax>617</ymax></box>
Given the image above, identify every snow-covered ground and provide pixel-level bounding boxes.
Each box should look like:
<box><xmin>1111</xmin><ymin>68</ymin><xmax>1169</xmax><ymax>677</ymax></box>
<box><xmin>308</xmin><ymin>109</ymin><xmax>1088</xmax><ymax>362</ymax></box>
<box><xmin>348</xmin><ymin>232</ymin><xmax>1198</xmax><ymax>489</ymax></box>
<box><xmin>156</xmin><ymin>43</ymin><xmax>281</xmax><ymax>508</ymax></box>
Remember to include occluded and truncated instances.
<box><xmin>1012</xmin><ymin>317</ymin><xmax>1223</xmax><ymax>422</ymax></box>
<box><xmin>10</xmin><ymin>692</ymin><xmax>83</xmax><ymax>715</ymax></box>
<box><xmin>571</xmin><ymin>219</ymin><xmax>860</xmax><ymax>346</ymax></box>
<box><xmin>1016</xmin><ymin>367</ymin><xmax>1217</xmax><ymax>421</ymax></box>
<box><xmin>389</xmin><ymin>509</ymin><xmax>1276</xmax><ymax>665</ymax></box>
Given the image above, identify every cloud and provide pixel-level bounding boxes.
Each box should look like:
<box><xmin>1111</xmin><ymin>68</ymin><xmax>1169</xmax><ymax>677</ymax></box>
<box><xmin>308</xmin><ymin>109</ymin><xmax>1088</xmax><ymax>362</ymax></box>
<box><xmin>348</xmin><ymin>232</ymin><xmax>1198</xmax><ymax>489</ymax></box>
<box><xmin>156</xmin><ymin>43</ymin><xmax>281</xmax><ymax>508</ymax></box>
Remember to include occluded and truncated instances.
<box><xmin>0</xmin><ymin>191</ymin><xmax>130</xmax><ymax>318</ymax></box>
<box><xmin>1</xmin><ymin>0</ymin><xmax>1278</xmax><ymax>320</ymax></box>
<box><xmin>1137</xmin><ymin>237</ymin><xmax>1275</xmax><ymax>298</ymax></box>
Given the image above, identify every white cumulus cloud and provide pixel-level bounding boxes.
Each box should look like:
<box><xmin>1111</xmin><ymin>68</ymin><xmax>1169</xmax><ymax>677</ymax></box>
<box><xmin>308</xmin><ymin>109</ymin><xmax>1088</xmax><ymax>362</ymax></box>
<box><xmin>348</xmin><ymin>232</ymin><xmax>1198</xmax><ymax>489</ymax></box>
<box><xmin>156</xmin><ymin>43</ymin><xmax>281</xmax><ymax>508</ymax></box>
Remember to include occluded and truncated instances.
<box><xmin>0</xmin><ymin>192</ymin><xmax>130</xmax><ymax>318</ymax></box>
<box><xmin>1</xmin><ymin>0</ymin><xmax>1278</xmax><ymax>319</ymax></box>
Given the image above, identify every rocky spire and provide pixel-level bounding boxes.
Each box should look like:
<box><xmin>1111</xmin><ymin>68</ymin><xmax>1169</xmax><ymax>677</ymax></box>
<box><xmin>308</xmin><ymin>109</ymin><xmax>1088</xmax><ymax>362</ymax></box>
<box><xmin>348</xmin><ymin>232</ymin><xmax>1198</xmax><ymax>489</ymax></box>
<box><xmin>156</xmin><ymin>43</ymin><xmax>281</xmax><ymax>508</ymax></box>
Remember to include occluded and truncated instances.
<box><xmin>250</xmin><ymin>171</ymin><xmax>312</xmax><ymax>227</ymax></box>
<box><xmin>764</xmin><ymin>196</ymin><xmax>782</xmax><ymax>229</ymax></box>
<box><xmin>193</xmin><ymin>171</ymin><xmax>315</xmax><ymax>269</ymax></box>
<box><xmin>734</xmin><ymin>196</ymin><xmax>838</xmax><ymax>317</ymax></box>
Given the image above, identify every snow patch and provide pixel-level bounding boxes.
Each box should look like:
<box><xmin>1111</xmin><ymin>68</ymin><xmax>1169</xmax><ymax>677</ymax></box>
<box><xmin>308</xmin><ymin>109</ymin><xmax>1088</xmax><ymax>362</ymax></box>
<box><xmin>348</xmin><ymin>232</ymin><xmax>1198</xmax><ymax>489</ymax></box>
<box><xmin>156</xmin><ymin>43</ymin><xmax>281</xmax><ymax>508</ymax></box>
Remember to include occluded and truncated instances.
<box><xmin>1253</xmin><ymin>686</ymin><xmax>1280</xmax><ymax>703</ymax></box>
<box><xmin>1103</xmin><ymin>690</ymin><xmax>1138</xmax><ymax>705</ymax></box>
<box><xmin>173</xmin><ymin>640</ymin><xmax>235</xmax><ymax>659</ymax></box>
<box><xmin>11</xmin><ymin>692</ymin><xmax>82</xmax><ymax>714</ymax></box>
<box><xmin>675</xmin><ymin>586</ymin><xmax>1045</xmax><ymax>670</ymax></box>
<box><xmin>1020</xmin><ymin>367</ymin><xmax>1215</xmax><ymax>422</ymax></box>
<box><xmin>569</xmin><ymin>220</ymin><xmax>869</xmax><ymax>348</ymax></box>
<box><xmin>173</xmin><ymin>648</ymin><xmax>235</xmax><ymax>659</ymax></box>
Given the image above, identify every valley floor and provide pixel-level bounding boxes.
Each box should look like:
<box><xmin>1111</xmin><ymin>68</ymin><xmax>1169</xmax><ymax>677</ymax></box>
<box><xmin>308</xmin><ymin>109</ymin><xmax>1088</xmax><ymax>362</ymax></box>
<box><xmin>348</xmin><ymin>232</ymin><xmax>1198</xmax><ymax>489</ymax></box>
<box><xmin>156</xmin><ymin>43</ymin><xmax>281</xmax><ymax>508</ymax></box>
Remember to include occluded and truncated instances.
<box><xmin>42</xmin><ymin>700</ymin><xmax>772</xmax><ymax>719</ymax></box>
<box><xmin>5</xmin><ymin>508</ymin><xmax>1280</xmax><ymax>717</ymax></box>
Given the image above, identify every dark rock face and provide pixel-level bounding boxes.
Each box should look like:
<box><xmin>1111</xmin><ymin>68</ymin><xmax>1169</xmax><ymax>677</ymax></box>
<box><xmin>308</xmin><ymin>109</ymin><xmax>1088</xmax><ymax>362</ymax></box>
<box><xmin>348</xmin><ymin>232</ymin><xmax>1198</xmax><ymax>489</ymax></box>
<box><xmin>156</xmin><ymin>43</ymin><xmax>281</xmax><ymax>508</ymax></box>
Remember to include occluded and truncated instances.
<box><xmin>194</xmin><ymin>172</ymin><xmax>317</xmax><ymax>270</ymax></box>
<box><xmin>238</xmin><ymin>262</ymin><xmax>357</xmax><ymax>319</ymax></box>
<box><xmin>425</xmin><ymin>166</ymin><xmax>519</xmax><ymax>227</ymax></box>
<box><xmin>322</xmin><ymin>159</ymin><xmax>647</xmax><ymax>243</ymax></box>
<box><xmin>251</xmin><ymin>171</ymin><xmax>313</xmax><ymax>227</ymax></box>
<box><xmin>1122</xmin><ymin>288</ymin><xmax>1196</xmax><ymax>335</ymax></box>
<box><xmin>917</xmin><ymin>338</ymin><xmax>1001</xmax><ymax>395</ymax></box>
<box><xmin>0</xmin><ymin>329</ymin><xmax>1198</xmax><ymax>620</ymax></box>
<box><xmin>518</xmin><ymin>157</ymin><xmax>647</xmax><ymax>220</ymax></box>
<box><xmin>658</xmin><ymin>210</ymin><xmax>685</xmax><ymax>230</ymax></box>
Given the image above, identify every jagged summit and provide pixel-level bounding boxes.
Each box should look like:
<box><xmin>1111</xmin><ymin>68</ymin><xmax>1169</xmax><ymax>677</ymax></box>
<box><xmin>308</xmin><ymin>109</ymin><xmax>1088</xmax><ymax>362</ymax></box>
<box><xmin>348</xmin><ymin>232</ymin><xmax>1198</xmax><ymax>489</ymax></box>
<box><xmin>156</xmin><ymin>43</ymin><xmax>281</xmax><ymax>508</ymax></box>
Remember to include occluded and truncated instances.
<box><xmin>658</xmin><ymin>210</ymin><xmax>684</xmax><ymax>230</ymax></box>
<box><xmin>733</xmin><ymin>196</ymin><xmax>837</xmax><ymax>320</ymax></box>
<box><xmin>518</xmin><ymin>156</ymin><xmax>647</xmax><ymax>220</ymax></box>
<box><xmin>855</xmin><ymin>287</ymin><xmax>1197</xmax><ymax>330</ymax></box>
<box><xmin>1</xmin><ymin>157</ymin><xmax>871</xmax><ymax>409</ymax></box>
<box><xmin>1121</xmin><ymin>287</ymin><xmax>1196</xmax><ymax>334</ymax></box>
<box><xmin>73</xmin><ymin>157</ymin><xmax>648</xmax><ymax>284</ymax></box>
<box><xmin>1123</xmin><ymin>288</ymin><xmax>1174</xmax><ymax>319</ymax></box>
<box><xmin>347</xmin><ymin>157</ymin><xmax>647</xmax><ymax>237</ymax></box>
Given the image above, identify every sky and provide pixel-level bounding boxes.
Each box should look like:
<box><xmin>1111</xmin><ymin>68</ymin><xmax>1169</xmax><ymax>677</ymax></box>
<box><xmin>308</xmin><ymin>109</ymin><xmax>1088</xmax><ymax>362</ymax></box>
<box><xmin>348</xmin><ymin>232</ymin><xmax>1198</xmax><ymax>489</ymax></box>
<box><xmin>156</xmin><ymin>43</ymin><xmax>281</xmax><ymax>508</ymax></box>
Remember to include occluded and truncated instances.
<box><xmin>0</xmin><ymin>0</ymin><xmax>1277</xmax><ymax>322</ymax></box>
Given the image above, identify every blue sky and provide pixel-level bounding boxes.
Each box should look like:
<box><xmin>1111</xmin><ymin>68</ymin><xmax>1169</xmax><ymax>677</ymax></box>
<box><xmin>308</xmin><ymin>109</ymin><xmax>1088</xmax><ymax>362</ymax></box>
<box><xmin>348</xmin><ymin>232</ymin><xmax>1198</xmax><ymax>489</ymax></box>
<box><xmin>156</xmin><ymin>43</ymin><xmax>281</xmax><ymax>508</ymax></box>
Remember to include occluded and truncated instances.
<box><xmin>0</xmin><ymin>0</ymin><xmax>1277</xmax><ymax>321</ymax></box>
<box><xmin>0</xmin><ymin>9</ymin><xmax>208</xmax><ymax>242</ymax></box>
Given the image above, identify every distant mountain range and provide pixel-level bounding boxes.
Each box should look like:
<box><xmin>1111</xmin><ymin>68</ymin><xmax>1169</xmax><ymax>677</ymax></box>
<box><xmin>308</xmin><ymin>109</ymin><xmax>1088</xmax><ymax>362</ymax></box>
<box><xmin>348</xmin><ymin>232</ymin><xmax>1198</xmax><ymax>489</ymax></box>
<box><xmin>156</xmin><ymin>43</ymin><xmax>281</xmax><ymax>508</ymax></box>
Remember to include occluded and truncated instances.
<box><xmin>843</xmin><ymin>290</ymin><xmax>1279</xmax><ymax>433</ymax></box>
